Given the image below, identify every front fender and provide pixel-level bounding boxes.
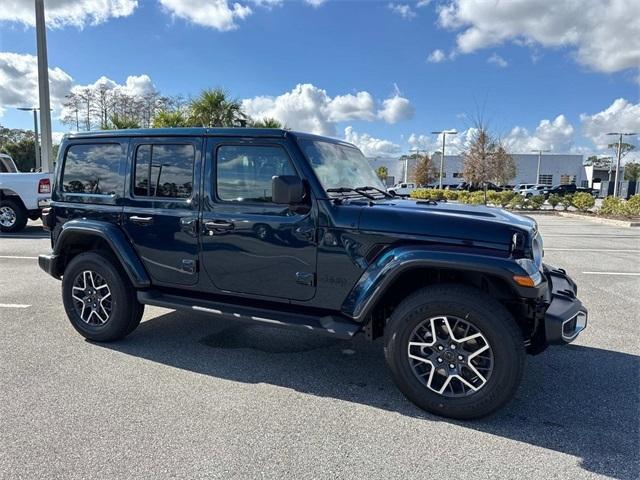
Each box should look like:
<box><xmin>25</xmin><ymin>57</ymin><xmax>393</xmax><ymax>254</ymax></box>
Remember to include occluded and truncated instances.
<box><xmin>53</xmin><ymin>219</ymin><xmax>150</xmax><ymax>288</ymax></box>
<box><xmin>341</xmin><ymin>246</ymin><xmax>545</xmax><ymax>321</ymax></box>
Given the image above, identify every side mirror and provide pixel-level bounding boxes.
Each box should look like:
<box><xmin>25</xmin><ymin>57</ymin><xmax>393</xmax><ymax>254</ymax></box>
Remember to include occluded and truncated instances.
<box><xmin>272</xmin><ymin>175</ymin><xmax>304</xmax><ymax>204</ymax></box>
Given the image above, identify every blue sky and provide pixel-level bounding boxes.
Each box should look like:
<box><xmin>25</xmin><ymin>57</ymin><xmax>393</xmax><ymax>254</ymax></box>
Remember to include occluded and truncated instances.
<box><xmin>1</xmin><ymin>0</ymin><xmax>638</xmax><ymax>158</ymax></box>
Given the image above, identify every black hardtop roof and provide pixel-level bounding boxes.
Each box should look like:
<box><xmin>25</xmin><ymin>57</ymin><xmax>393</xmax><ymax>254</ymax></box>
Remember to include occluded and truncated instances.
<box><xmin>62</xmin><ymin>128</ymin><xmax>358</xmax><ymax>149</ymax></box>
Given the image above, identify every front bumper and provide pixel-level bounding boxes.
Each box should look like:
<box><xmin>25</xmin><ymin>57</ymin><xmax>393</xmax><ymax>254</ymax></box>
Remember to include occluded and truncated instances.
<box><xmin>38</xmin><ymin>253</ymin><xmax>61</xmax><ymax>279</ymax></box>
<box><xmin>543</xmin><ymin>266</ymin><xmax>587</xmax><ymax>344</ymax></box>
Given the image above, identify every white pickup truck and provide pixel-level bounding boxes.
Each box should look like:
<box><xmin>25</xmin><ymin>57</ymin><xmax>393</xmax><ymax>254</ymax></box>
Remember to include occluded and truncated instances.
<box><xmin>0</xmin><ymin>153</ymin><xmax>52</xmax><ymax>232</ymax></box>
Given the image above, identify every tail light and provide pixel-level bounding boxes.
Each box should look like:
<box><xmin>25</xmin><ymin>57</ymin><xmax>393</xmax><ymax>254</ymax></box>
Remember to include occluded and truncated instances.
<box><xmin>38</xmin><ymin>178</ymin><xmax>51</xmax><ymax>194</ymax></box>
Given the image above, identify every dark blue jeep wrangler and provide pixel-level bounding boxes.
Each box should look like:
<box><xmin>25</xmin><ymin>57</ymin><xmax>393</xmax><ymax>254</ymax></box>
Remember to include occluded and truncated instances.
<box><xmin>39</xmin><ymin>128</ymin><xmax>587</xmax><ymax>419</ymax></box>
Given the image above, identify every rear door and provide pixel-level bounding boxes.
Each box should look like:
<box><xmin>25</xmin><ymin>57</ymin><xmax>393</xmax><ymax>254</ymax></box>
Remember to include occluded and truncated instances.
<box><xmin>122</xmin><ymin>136</ymin><xmax>202</xmax><ymax>286</ymax></box>
<box><xmin>200</xmin><ymin>137</ymin><xmax>317</xmax><ymax>301</ymax></box>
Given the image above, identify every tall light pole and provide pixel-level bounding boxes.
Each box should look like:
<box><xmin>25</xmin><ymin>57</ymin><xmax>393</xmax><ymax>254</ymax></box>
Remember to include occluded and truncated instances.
<box><xmin>17</xmin><ymin>107</ymin><xmax>41</xmax><ymax>170</ymax></box>
<box><xmin>35</xmin><ymin>0</ymin><xmax>53</xmax><ymax>173</ymax></box>
<box><xmin>531</xmin><ymin>149</ymin><xmax>551</xmax><ymax>184</ymax></box>
<box><xmin>606</xmin><ymin>132</ymin><xmax>637</xmax><ymax>197</ymax></box>
<box><xmin>432</xmin><ymin>130</ymin><xmax>457</xmax><ymax>189</ymax></box>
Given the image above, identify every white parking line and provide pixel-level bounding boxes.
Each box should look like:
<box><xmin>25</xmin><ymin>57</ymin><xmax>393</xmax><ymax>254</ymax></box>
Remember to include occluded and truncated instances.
<box><xmin>582</xmin><ymin>272</ymin><xmax>640</xmax><ymax>276</ymax></box>
<box><xmin>0</xmin><ymin>256</ymin><xmax>38</xmax><ymax>259</ymax></box>
<box><xmin>0</xmin><ymin>304</ymin><xmax>31</xmax><ymax>308</ymax></box>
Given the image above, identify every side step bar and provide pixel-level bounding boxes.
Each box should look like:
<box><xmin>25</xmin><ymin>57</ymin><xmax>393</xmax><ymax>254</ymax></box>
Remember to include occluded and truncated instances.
<box><xmin>137</xmin><ymin>290</ymin><xmax>361</xmax><ymax>340</ymax></box>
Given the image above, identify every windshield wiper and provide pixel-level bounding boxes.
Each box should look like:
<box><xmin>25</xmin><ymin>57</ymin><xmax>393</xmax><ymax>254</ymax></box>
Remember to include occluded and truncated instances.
<box><xmin>326</xmin><ymin>187</ymin><xmax>377</xmax><ymax>200</ymax></box>
<box><xmin>355</xmin><ymin>186</ymin><xmax>394</xmax><ymax>198</ymax></box>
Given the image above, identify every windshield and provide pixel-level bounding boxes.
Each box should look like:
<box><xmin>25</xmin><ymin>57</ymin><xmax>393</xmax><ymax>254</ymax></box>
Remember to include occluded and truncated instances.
<box><xmin>298</xmin><ymin>138</ymin><xmax>386</xmax><ymax>192</ymax></box>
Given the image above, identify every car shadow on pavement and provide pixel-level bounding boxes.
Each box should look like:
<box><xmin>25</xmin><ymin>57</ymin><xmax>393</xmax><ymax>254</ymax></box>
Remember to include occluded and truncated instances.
<box><xmin>0</xmin><ymin>223</ymin><xmax>48</xmax><ymax>239</ymax></box>
<box><xmin>101</xmin><ymin>310</ymin><xmax>639</xmax><ymax>480</ymax></box>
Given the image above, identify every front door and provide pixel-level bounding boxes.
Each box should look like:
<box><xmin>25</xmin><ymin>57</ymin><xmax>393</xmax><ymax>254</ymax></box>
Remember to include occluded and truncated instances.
<box><xmin>123</xmin><ymin>136</ymin><xmax>202</xmax><ymax>286</ymax></box>
<box><xmin>200</xmin><ymin>138</ymin><xmax>317</xmax><ymax>301</ymax></box>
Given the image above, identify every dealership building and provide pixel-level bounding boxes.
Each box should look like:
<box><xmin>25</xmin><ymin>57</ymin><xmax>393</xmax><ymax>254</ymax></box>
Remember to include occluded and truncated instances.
<box><xmin>368</xmin><ymin>153</ymin><xmax>589</xmax><ymax>187</ymax></box>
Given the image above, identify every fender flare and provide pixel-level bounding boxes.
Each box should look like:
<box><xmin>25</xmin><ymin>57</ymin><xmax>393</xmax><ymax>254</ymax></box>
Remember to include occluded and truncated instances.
<box><xmin>341</xmin><ymin>245</ymin><xmax>544</xmax><ymax>321</ymax></box>
<box><xmin>53</xmin><ymin>219</ymin><xmax>150</xmax><ymax>288</ymax></box>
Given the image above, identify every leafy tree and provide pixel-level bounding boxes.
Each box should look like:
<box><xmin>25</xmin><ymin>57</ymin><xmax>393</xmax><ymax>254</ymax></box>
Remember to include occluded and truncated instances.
<box><xmin>624</xmin><ymin>162</ymin><xmax>640</xmax><ymax>181</ymax></box>
<box><xmin>188</xmin><ymin>88</ymin><xmax>245</xmax><ymax>127</ymax></box>
<box><xmin>608</xmin><ymin>142</ymin><xmax>636</xmax><ymax>160</ymax></box>
<box><xmin>152</xmin><ymin>110</ymin><xmax>189</xmax><ymax>128</ymax></box>
<box><xmin>412</xmin><ymin>155</ymin><xmax>437</xmax><ymax>185</ymax></box>
<box><xmin>489</xmin><ymin>144</ymin><xmax>516</xmax><ymax>185</ymax></box>
<box><xmin>462</xmin><ymin>127</ymin><xmax>495</xmax><ymax>185</ymax></box>
<box><xmin>110</xmin><ymin>114</ymin><xmax>140</xmax><ymax>130</ymax></box>
<box><xmin>1</xmin><ymin>138</ymin><xmax>36</xmax><ymax>171</ymax></box>
<box><xmin>251</xmin><ymin>117</ymin><xmax>282</xmax><ymax>128</ymax></box>
<box><xmin>375</xmin><ymin>166</ymin><xmax>388</xmax><ymax>182</ymax></box>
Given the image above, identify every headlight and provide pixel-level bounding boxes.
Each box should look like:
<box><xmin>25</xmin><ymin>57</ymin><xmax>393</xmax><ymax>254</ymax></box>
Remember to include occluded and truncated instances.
<box><xmin>532</xmin><ymin>232</ymin><xmax>544</xmax><ymax>268</ymax></box>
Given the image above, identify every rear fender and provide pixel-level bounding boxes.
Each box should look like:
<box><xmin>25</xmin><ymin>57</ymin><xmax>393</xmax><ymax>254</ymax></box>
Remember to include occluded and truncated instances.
<box><xmin>53</xmin><ymin>219</ymin><xmax>150</xmax><ymax>288</ymax></box>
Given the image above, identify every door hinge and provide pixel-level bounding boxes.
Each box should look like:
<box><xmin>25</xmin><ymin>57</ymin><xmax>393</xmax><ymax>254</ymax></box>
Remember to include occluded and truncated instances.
<box><xmin>296</xmin><ymin>272</ymin><xmax>315</xmax><ymax>286</ymax></box>
<box><xmin>182</xmin><ymin>259</ymin><xmax>197</xmax><ymax>274</ymax></box>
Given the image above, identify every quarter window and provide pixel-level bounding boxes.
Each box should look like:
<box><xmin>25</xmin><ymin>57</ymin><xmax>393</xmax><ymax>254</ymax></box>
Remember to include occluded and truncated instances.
<box><xmin>216</xmin><ymin>145</ymin><xmax>295</xmax><ymax>202</ymax></box>
<box><xmin>133</xmin><ymin>144</ymin><xmax>195</xmax><ymax>198</ymax></box>
<box><xmin>62</xmin><ymin>143</ymin><xmax>123</xmax><ymax>195</ymax></box>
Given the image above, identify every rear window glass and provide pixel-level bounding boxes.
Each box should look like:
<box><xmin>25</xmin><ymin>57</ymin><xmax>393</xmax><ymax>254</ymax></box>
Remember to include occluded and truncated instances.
<box><xmin>62</xmin><ymin>143</ymin><xmax>122</xmax><ymax>195</ymax></box>
<box><xmin>133</xmin><ymin>144</ymin><xmax>195</xmax><ymax>198</ymax></box>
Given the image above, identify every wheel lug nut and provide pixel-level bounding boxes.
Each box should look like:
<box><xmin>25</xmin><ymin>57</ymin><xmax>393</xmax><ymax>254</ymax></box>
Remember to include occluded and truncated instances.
<box><xmin>449</xmin><ymin>364</ymin><xmax>455</xmax><ymax>369</ymax></box>
<box><xmin>450</xmin><ymin>344</ymin><xmax>456</xmax><ymax>350</ymax></box>
<box><xmin>438</xmin><ymin>345</ymin><xmax>444</xmax><ymax>351</ymax></box>
<box><xmin>458</xmin><ymin>355</ymin><xmax>463</xmax><ymax>361</ymax></box>
<box><xmin>437</xmin><ymin>358</ymin><xmax>443</xmax><ymax>363</ymax></box>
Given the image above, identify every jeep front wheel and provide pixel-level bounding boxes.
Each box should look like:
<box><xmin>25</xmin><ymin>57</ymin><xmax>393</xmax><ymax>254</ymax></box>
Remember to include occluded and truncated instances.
<box><xmin>384</xmin><ymin>284</ymin><xmax>525</xmax><ymax>419</ymax></box>
<box><xmin>62</xmin><ymin>252</ymin><xmax>144</xmax><ymax>342</ymax></box>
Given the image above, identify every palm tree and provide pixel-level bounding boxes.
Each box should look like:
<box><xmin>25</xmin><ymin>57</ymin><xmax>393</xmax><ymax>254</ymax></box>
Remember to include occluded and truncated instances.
<box><xmin>251</xmin><ymin>117</ymin><xmax>283</xmax><ymax>128</ymax></box>
<box><xmin>152</xmin><ymin>110</ymin><xmax>189</xmax><ymax>128</ymax></box>
<box><xmin>188</xmin><ymin>88</ymin><xmax>245</xmax><ymax>127</ymax></box>
<box><xmin>109</xmin><ymin>114</ymin><xmax>140</xmax><ymax>130</ymax></box>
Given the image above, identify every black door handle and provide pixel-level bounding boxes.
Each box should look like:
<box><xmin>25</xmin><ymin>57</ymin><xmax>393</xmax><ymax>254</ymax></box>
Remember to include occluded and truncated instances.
<box><xmin>204</xmin><ymin>220</ymin><xmax>234</xmax><ymax>234</ymax></box>
<box><xmin>129</xmin><ymin>215</ymin><xmax>153</xmax><ymax>226</ymax></box>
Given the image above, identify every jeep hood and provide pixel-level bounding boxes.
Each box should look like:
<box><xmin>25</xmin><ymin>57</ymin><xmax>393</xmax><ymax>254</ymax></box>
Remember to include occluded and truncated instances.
<box><xmin>357</xmin><ymin>198</ymin><xmax>536</xmax><ymax>249</ymax></box>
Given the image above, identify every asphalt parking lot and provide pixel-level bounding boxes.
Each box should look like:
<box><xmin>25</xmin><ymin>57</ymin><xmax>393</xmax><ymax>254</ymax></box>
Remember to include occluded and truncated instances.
<box><xmin>1</xmin><ymin>215</ymin><xmax>638</xmax><ymax>479</ymax></box>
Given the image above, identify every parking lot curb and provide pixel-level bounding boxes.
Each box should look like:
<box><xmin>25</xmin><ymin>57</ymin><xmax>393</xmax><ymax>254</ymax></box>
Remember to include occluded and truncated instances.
<box><xmin>557</xmin><ymin>211</ymin><xmax>640</xmax><ymax>228</ymax></box>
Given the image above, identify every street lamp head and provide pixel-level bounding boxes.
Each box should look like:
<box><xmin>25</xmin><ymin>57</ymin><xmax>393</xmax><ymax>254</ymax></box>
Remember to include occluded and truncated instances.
<box><xmin>17</xmin><ymin>107</ymin><xmax>38</xmax><ymax>111</ymax></box>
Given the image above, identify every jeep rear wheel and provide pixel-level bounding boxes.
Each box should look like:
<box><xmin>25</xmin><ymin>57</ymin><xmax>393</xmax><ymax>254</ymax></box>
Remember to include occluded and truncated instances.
<box><xmin>0</xmin><ymin>199</ymin><xmax>28</xmax><ymax>233</ymax></box>
<box><xmin>62</xmin><ymin>252</ymin><xmax>144</xmax><ymax>342</ymax></box>
<box><xmin>384</xmin><ymin>284</ymin><xmax>525</xmax><ymax>419</ymax></box>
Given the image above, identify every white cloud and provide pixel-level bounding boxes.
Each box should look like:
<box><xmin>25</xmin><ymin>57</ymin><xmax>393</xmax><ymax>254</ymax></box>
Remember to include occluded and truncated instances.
<box><xmin>327</xmin><ymin>92</ymin><xmax>376</xmax><ymax>122</ymax></box>
<box><xmin>0</xmin><ymin>0</ymin><xmax>137</xmax><ymax>28</ymax></box>
<box><xmin>503</xmin><ymin>115</ymin><xmax>575</xmax><ymax>153</ymax></box>
<box><xmin>0</xmin><ymin>52</ymin><xmax>73</xmax><ymax>117</ymax></box>
<box><xmin>427</xmin><ymin>49</ymin><xmax>447</xmax><ymax>63</ymax></box>
<box><xmin>437</xmin><ymin>0</ymin><xmax>640</xmax><ymax>73</ymax></box>
<box><xmin>69</xmin><ymin>74</ymin><xmax>157</xmax><ymax>98</ymax></box>
<box><xmin>344</xmin><ymin>126</ymin><xmax>401</xmax><ymax>158</ymax></box>
<box><xmin>242</xmin><ymin>83</ymin><xmax>413</xmax><ymax>135</ymax></box>
<box><xmin>377</xmin><ymin>90</ymin><xmax>414</xmax><ymax>124</ymax></box>
<box><xmin>487</xmin><ymin>53</ymin><xmax>508</xmax><ymax>68</ymax></box>
<box><xmin>159</xmin><ymin>0</ymin><xmax>252</xmax><ymax>31</ymax></box>
<box><xmin>388</xmin><ymin>3</ymin><xmax>417</xmax><ymax>19</ymax></box>
<box><xmin>580</xmin><ymin>98</ymin><xmax>640</xmax><ymax>151</ymax></box>
<box><xmin>304</xmin><ymin>0</ymin><xmax>326</xmax><ymax>7</ymax></box>
<box><xmin>408</xmin><ymin>128</ymin><xmax>476</xmax><ymax>154</ymax></box>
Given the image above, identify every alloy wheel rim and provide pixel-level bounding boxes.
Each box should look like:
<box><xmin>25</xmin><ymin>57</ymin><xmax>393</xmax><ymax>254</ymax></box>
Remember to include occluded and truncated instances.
<box><xmin>0</xmin><ymin>206</ymin><xmax>16</xmax><ymax>227</ymax></box>
<box><xmin>407</xmin><ymin>315</ymin><xmax>494</xmax><ymax>397</ymax></box>
<box><xmin>71</xmin><ymin>270</ymin><xmax>112</xmax><ymax>325</ymax></box>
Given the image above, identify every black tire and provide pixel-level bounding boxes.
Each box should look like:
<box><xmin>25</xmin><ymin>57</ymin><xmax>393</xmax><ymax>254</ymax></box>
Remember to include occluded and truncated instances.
<box><xmin>384</xmin><ymin>284</ymin><xmax>525</xmax><ymax>420</ymax></box>
<box><xmin>0</xmin><ymin>198</ymin><xmax>28</xmax><ymax>233</ymax></box>
<box><xmin>62</xmin><ymin>252</ymin><xmax>144</xmax><ymax>342</ymax></box>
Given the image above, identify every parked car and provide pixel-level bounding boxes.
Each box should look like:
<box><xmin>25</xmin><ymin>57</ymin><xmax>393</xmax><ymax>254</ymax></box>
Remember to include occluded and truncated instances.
<box><xmin>0</xmin><ymin>154</ymin><xmax>52</xmax><ymax>232</ymax></box>
<box><xmin>387</xmin><ymin>182</ymin><xmax>416</xmax><ymax>197</ymax></box>
<box><xmin>519</xmin><ymin>185</ymin><xmax>547</xmax><ymax>197</ymax></box>
<box><xmin>456</xmin><ymin>182</ymin><xmax>504</xmax><ymax>192</ymax></box>
<box><xmin>513</xmin><ymin>183</ymin><xmax>538</xmax><ymax>193</ymax></box>
<box><xmin>39</xmin><ymin>128</ymin><xmax>587</xmax><ymax>420</ymax></box>
<box><xmin>543</xmin><ymin>184</ymin><xmax>594</xmax><ymax>198</ymax></box>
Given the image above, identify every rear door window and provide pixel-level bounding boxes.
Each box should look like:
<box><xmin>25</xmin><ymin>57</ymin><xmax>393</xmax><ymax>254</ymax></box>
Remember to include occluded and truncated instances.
<box><xmin>62</xmin><ymin>143</ymin><xmax>123</xmax><ymax>195</ymax></box>
<box><xmin>133</xmin><ymin>144</ymin><xmax>195</xmax><ymax>199</ymax></box>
